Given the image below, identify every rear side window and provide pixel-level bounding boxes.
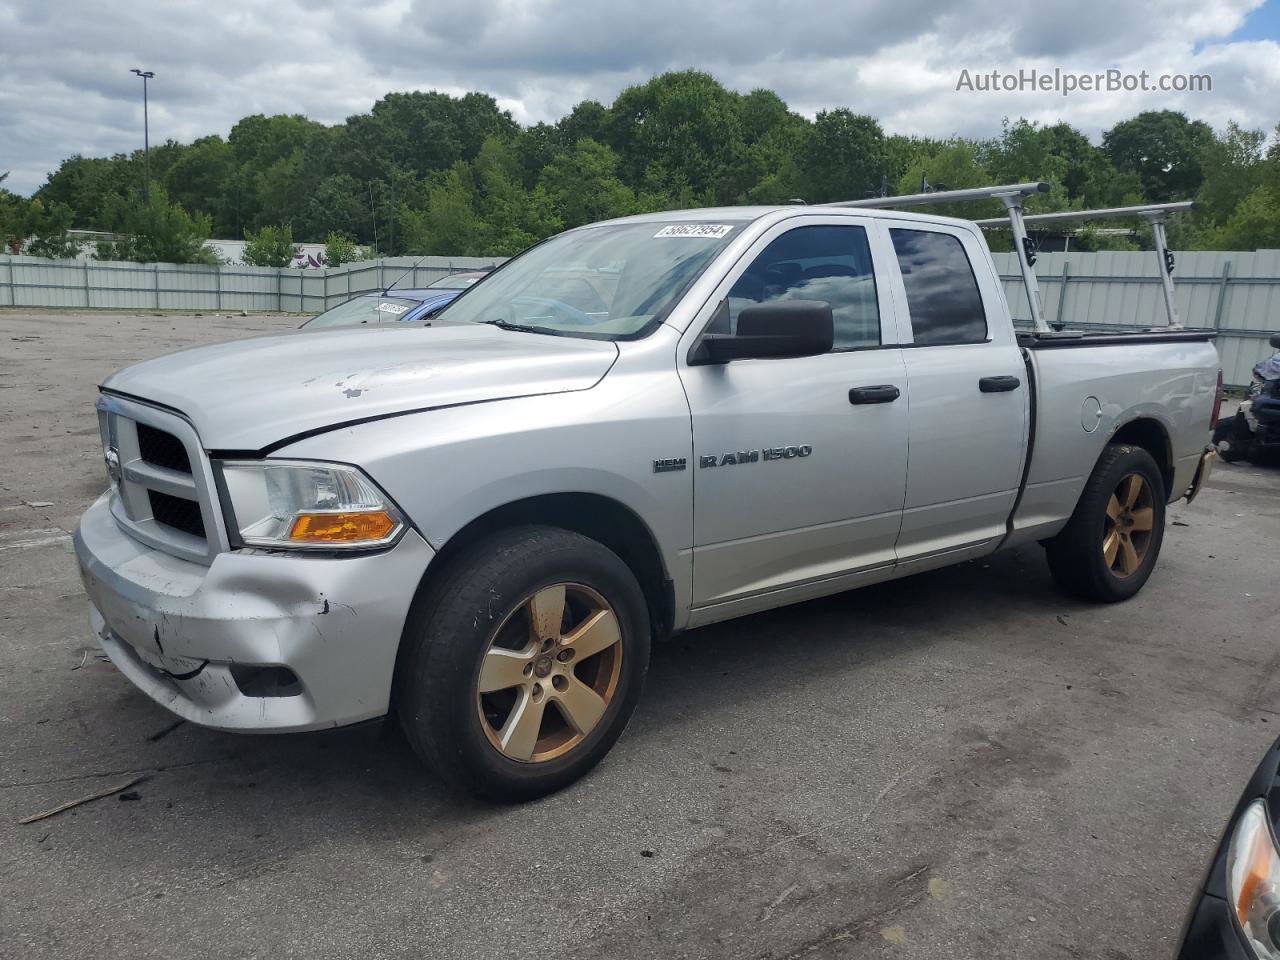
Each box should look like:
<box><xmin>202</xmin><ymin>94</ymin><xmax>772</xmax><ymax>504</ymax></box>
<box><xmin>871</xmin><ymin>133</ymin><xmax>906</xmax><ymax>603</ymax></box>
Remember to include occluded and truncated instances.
<box><xmin>889</xmin><ymin>229</ymin><xmax>987</xmax><ymax>345</ymax></box>
<box><xmin>725</xmin><ymin>225</ymin><xmax>880</xmax><ymax>350</ymax></box>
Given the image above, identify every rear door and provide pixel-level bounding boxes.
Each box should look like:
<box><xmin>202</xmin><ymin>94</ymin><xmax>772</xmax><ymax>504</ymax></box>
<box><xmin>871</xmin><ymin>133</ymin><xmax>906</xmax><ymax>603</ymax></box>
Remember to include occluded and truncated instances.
<box><xmin>884</xmin><ymin>223</ymin><xmax>1029</xmax><ymax>560</ymax></box>
<box><xmin>678</xmin><ymin>216</ymin><xmax>910</xmax><ymax>610</ymax></box>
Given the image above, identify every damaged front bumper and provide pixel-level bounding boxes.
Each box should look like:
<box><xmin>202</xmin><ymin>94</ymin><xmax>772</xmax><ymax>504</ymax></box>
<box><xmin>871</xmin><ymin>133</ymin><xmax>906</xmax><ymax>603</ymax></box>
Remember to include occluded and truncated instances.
<box><xmin>73</xmin><ymin>491</ymin><xmax>434</xmax><ymax>732</ymax></box>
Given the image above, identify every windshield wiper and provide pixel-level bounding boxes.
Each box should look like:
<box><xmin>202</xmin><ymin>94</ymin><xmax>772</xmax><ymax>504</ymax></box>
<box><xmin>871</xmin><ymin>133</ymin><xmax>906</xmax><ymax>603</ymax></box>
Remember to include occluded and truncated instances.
<box><xmin>478</xmin><ymin>318</ymin><xmax>562</xmax><ymax>336</ymax></box>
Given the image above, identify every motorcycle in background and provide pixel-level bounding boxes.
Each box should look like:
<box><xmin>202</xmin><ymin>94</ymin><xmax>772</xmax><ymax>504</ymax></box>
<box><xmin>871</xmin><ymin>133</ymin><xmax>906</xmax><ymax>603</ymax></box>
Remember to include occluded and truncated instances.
<box><xmin>1214</xmin><ymin>333</ymin><xmax>1280</xmax><ymax>465</ymax></box>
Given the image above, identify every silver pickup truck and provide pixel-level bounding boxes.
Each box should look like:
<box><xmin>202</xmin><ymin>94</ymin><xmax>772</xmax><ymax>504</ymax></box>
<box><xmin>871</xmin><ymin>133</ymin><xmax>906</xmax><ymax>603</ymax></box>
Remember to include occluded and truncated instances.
<box><xmin>75</xmin><ymin>200</ymin><xmax>1220</xmax><ymax>799</ymax></box>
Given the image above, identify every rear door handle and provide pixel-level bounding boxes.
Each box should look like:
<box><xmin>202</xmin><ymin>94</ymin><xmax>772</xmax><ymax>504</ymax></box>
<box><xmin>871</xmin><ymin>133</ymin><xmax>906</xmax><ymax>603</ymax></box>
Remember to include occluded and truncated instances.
<box><xmin>848</xmin><ymin>384</ymin><xmax>901</xmax><ymax>405</ymax></box>
<box><xmin>978</xmin><ymin>375</ymin><xmax>1021</xmax><ymax>393</ymax></box>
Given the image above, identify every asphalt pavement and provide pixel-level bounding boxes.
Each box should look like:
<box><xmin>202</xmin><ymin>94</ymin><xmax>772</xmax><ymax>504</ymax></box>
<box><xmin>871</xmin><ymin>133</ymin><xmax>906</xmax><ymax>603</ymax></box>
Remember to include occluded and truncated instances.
<box><xmin>2</xmin><ymin>309</ymin><xmax>1277</xmax><ymax>960</ymax></box>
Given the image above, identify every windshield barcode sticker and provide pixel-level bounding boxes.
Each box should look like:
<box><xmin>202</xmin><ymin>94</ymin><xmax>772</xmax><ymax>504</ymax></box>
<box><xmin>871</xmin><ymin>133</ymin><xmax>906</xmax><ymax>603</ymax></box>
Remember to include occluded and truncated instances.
<box><xmin>654</xmin><ymin>224</ymin><xmax>734</xmax><ymax>239</ymax></box>
<box><xmin>377</xmin><ymin>302</ymin><xmax>409</xmax><ymax>315</ymax></box>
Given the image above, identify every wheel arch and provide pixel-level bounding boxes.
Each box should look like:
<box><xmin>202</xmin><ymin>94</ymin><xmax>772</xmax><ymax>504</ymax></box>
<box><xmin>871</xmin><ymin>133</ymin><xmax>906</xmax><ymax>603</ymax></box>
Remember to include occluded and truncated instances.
<box><xmin>1109</xmin><ymin>417</ymin><xmax>1174</xmax><ymax>497</ymax></box>
<box><xmin>408</xmin><ymin>492</ymin><xmax>674</xmax><ymax>645</ymax></box>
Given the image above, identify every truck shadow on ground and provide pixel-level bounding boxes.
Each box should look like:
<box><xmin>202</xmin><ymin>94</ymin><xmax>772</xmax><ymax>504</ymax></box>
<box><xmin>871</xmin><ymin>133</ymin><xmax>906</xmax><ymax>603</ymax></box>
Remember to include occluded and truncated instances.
<box><xmin>98</xmin><ymin>543</ymin><xmax>1067</xmax><ymax>824</ymax></box>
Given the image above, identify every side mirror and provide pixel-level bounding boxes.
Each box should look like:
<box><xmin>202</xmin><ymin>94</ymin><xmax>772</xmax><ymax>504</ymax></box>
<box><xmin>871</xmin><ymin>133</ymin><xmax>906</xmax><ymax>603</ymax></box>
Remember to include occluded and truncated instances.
<box><xmin>1270</xmin><ymin>334</ymin><xmax>1280</xmax><ymax>350</ymax></box>
<box><xmin>690</xmin><ymin>300</ymin><xmax>834</xmax><ymax>365</ymax></box>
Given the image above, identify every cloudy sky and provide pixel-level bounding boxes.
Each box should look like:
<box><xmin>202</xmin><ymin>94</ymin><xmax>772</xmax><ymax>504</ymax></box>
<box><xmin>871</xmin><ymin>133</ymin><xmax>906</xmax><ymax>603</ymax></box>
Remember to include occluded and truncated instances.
<box><xmin>2</xmin><ymin>0</ymin><xmax>1278</xmax><ymax>194</ymax></box>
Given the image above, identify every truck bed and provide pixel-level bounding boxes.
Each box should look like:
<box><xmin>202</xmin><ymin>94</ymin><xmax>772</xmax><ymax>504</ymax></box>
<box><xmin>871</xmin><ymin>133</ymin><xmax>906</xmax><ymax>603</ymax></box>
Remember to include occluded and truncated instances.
<box><xmin>1004</xmin><ymin>330</ymin><xmax>1219</xmax><ymax>551</ymax></box>
<box><xmin>1016</xmin><ymin>328</ymin><xmax>1217</xmax><ymax>349</ymax></box>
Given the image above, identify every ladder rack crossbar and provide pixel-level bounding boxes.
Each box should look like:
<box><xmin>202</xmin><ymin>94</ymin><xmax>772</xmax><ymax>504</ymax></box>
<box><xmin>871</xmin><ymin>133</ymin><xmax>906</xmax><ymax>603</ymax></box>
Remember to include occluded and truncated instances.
<box><xmin>828</xmin><ymin>182</ymin><xmax>1049</xmax><ymax>209</ymax></box>
<box><xmin>971</xmin><ymin>201</ymin><xmax>1193</xmax><ymax>228</ymax></box>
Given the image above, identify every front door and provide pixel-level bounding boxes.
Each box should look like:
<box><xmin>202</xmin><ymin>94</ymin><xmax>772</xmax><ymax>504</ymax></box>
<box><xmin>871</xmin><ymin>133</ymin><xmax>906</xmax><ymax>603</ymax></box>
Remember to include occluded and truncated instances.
<box><xmin>678</xmin><ymin>218</ymin><xmax>910</xmax><ymax>611</ymax></box>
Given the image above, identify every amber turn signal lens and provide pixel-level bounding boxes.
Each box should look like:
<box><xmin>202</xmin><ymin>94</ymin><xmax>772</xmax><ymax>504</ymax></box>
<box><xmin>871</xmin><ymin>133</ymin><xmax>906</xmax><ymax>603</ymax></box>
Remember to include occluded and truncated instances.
<box><xmin>288</xmin><ymin>510</ymin><xmax>397</xmax><ymax>543</ymax></box>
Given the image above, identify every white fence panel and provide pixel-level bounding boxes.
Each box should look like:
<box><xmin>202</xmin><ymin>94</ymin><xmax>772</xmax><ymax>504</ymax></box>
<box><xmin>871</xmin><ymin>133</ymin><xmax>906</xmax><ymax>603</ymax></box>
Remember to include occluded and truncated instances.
<box><xmin>991</xmin><ymin>249</ymin><xmax>1280</xmax><ymax>386</ymax></box>
<box><xmin>0</xmin><ymin>254</ymin><xmax>506</xmax><ymax>317</ymax></box>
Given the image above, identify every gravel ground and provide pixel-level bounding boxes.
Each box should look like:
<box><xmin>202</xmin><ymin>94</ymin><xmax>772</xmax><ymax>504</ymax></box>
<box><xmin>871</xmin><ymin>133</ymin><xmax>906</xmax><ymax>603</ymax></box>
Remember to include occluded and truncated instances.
<box><xmin>1</xmin><ymin>309</ymin><xmax>1277</xmax><ymax>960</ymax></box>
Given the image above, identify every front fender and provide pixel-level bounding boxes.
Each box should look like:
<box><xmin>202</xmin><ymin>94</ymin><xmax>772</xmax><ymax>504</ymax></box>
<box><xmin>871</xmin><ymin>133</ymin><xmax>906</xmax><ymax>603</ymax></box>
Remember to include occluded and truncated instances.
<box><xmin>275</xmin><ymin>335</ymin><xmax>694</xmax><ymax>621</ymax></box>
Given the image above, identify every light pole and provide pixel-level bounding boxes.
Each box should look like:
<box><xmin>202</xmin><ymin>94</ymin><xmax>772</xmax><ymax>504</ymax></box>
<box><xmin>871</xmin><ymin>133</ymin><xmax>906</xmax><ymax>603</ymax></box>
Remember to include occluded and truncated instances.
<box><xmin>130</xmin><ymin>68</ymin><xmax>155</xmax><ymax>201</ymax></box>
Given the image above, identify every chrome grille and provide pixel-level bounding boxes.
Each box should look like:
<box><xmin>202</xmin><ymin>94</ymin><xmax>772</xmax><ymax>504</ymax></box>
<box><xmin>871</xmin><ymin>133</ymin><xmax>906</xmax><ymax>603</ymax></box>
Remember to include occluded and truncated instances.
<box><xmin>96</xmin><ymin>394</ymin><xmax>228</xmax><ymax>564</ymax></box>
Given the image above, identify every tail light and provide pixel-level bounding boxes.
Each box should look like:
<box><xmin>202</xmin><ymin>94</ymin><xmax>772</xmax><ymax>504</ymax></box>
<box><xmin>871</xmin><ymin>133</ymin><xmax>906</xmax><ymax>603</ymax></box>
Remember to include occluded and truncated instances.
<box><xmin>1211</xmin><ymin>370</ymin><xmax>1224</xmax><ymax>427</ymax></box>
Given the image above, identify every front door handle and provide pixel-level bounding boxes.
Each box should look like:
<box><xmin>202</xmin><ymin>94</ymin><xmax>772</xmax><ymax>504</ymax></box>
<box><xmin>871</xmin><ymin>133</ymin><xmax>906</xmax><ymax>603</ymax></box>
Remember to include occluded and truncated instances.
<box><xmin>979</xmin><ymin>375</ymin><xmax>1021</xmax><ymax>393</ymax></box>
<box><xmin>848</xmin><ymin>384</ymin><xmax>901</xmax><ymax>405</ymax></box>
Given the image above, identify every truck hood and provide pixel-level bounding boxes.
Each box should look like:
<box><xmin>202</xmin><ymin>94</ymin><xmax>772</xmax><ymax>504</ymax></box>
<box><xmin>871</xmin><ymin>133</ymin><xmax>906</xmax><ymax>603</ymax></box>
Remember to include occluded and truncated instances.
<box><xmin>102</xmin><ymin>323</ymin><xmax>619</xmax><ymax>451</ymax></box>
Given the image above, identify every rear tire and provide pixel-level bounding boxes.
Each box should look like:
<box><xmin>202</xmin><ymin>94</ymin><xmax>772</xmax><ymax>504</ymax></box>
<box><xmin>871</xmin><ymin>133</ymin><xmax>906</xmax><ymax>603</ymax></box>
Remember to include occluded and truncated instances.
<box><xmin>395</xmin><ymin>526</ymin><xmax>650</xmax><ymax>801</ymax></box>
<box><xmin>1045</xmin><ymin>444</ymin><xmax>1166</xmax><ymax>603</ymax></box>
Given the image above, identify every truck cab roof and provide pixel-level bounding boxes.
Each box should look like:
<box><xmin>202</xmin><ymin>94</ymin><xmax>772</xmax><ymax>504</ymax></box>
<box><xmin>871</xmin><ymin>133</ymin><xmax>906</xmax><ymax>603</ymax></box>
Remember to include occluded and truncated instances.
<box><xmin>593</xmin><ymin>204</ymin><xmax>982</xmax><ymax>232</ymax></box>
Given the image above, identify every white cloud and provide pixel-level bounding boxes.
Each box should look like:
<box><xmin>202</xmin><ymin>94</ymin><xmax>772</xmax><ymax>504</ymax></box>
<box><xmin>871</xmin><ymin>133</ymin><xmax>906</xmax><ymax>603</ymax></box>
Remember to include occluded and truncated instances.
<box><xmin>1</xmin><ymin>0</ymin><xmax>1276</xmax><ymax>194</ymax></box>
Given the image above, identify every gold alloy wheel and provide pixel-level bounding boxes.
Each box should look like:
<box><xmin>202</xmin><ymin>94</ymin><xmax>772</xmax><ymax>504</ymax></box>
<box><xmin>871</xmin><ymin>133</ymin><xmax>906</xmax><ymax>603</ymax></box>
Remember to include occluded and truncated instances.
<box><xmin>476</xmin><ymin>583</ymin><xmax>623</xmax><ymax>763</ymax></box>
<box><xmin>1103</xmin><ymin>473</ymin><xmax>1155</xmax><ymax>578</ymax></box>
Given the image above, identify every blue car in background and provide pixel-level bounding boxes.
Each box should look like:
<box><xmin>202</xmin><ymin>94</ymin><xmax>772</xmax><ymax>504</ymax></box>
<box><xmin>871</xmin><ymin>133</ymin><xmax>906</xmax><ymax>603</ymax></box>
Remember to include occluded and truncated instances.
<box><xmin>300</xmin><ymin>270</ymin><xmax>490</xmax><ymax>329</ymax></box>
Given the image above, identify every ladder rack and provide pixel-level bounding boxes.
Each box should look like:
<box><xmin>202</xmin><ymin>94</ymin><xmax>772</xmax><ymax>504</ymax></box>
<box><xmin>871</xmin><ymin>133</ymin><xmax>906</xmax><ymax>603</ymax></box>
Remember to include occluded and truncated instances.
<box><xmin>831</xmin><ymin>184</ymin><xmax>1195</xmax><ymax>332</ymax></box>
<box><xmin>972</xmin><ymin>201</ymin><xmax>1194</xmax><ymax>329</ymax></box>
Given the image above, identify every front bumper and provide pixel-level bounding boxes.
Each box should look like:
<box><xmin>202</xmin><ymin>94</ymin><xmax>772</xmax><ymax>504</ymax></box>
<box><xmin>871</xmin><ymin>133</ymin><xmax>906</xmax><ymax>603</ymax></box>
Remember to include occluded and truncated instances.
<box><xmin>1252</xmin><ymin>395</ymin><xmax>1280</xmax><ymax>447</ymax></box>
<box><xmin>74</xmin><ymin>492</ymin><xmax>434</xmax><ymax>732</ymax></box>
<box><xmin>1178</xmin><ymin>894</ymin><xmax>1252</xmax><ymax>959</ymax></box>
<box><xmin>1175</xmin><ymin>737</ymin><xmax>1280</xmax><ymax>959</ymax></box>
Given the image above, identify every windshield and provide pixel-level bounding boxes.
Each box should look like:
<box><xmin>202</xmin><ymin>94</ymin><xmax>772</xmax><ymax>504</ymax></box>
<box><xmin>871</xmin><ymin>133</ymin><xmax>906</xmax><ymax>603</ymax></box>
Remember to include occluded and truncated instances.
<box><xmin>302</xmin><ymin>296</ymin><xmax>420</xmax><ymax>329</ymax></box>
<box><xmin>426</xmin><ymin>273</ymin><xmax>484</xmax><ymax>289</ymax></box>
<box><xmin>437</xmin><ymin>220</ymin><xmax>744</xmax><ymax>338</ymax></box>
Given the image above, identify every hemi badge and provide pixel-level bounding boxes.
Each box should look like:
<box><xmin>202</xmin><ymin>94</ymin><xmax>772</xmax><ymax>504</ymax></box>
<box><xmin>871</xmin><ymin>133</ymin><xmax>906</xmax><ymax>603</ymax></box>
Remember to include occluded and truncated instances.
<box><xmin>653</xmin><ymin>457</ymin><xmax>687</xmax><ymax>473</ymax></box>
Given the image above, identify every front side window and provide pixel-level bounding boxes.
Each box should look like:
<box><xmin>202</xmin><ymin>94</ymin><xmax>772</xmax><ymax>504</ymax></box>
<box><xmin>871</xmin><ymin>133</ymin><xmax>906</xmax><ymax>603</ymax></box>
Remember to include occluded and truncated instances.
<box><xmin>889</xmin><ymin>229</ymin><xmax>987</xmax><ymax>345</ymax></box>
<box><xmin>722</xmin><ymin>225</ymin><xmax>880</xmax><ymax>350</ymax></box>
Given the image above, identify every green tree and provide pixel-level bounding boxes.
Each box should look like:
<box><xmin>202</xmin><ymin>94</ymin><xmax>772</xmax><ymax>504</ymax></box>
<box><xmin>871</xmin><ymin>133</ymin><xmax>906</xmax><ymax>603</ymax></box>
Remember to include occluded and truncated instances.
<box><xmin>1032</xmin><ymin>122</ymin><xmax>1139</xmax><ymax>207</ymax></box>
<box><xmin>608</xmin><ymin>71</ymin><xmax>745</xmax><ymax>204</ymax></box>
<box><xmin>557</xmin><ymin>100</ymin><xmax>610</xmax><ymax>148</ymax></box>
<box><xmin>253</xmin><ymin>148</ymin><xmax>313</xmax><ymax>230</ymax></box>
<box><xmin>1196</xmin><ymin>122</ymin><xmax>1268</xmax><ymax>227</ymax></box>
<box><xmin>0</xmin><ymin>173</ymin><xmax>22</xmax><ymax>252</ymax></box>
<box><xmin>733</xmin><ymin>90</ymin><xmax>810</xmax><ymax>203</ymax></box>
<box><xmin>297</xmin><ymin>174</ymin><xmax>372</xmax><ymax>244</ymax></box>
<box><xmin>882</xmin><ymin>135</ymin><xmax>946</xmax><ymax>193</ymax></box>
<box><xmin>337</xmin><ymin>91</ymin><xmax>517</xmax><ymax>183</ymax></box>
<box><xmin>95</xmin><ymin>189</ymin><xmax>219</xmax><ymax>264</ymax></box>
<box><xmin>515</xmin><ymin>123</ymin><xmax>561</xmax><ymax>188</ymax></box>
<box><xmin>895</xmin><ymin>139</ymin><xmax>997</xmax><ymax>218</ymax></box>
<box><xmin>23</xmin><ymin>199</ymin><xmax>80</xmax><ymax>258</ymax></box>
<box><xmin>323</xmin><ymin>231</ymin><xmax>362</xmax><ymax>267</ymax></box>
<box><xmin>1103</xmin><ymin>110</ymin><xmax>1215</xmax><ymax>202</ymax></box>
<box><xmin>801</xmin><ymin>109</ymin><xmax>885</xmax><ymax>203</ymax></box>
<box><xmin>540</xmin><ymin>138</ymin><xmax>635</xmax><ymax>228</ymax></box>
<box><xmin>36</xmin><ymin>153</ymin><xmax>140</xmax><ymax>230</ymax></box>
<box><xmin>21</xmin><ymin>73</ymin><xmax>1280</xmax><ymax>255</ymax></box>
<box><xmin>163</xmin><ymin>135</ymin><xmax>236</xmax><ymax>234</ymax></box>
<box><xmin>0</xmin><ymin>185</ymin><xmax>79</xmax><ymax>258</ymax></box>
<box><xmin>1207</xmin><ymin>185</ymin><xmax>1280</xmax><ymax>250</ymax></box>
<box><xmin>472</xmin><ymin>136</ymin><xmax>560</xmax><ymax>254</ymax></box>
<box><xmin>401</xmin><ymin>164</ymin><xmax>486</xmax><ymax>256</ymax></box>
<box><xmin>242</xmin><ymin>223</ymin><xmax>296</xmax><ymax>267</ymax></box>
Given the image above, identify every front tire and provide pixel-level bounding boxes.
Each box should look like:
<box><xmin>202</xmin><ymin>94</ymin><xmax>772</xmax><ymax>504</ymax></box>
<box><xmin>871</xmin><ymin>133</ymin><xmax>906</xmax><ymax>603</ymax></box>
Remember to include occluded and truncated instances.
<box><xmin>1045</xmin><ymin>444</ymin><xmax>1166</xmax><ymax>603</ymax></box>
<box><xmin>396</xmin><ymin>526</ymin><xmax>651</xmax><ymax>801</ymax></box>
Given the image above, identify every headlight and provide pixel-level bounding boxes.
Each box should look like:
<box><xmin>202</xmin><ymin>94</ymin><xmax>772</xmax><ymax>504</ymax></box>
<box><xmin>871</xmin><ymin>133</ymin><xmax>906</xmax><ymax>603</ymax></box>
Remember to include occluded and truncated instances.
<box><xmin>218</xmin><ymin>460</ymin><xmax>404</xmax><ymax>551</ymax></box>
<box><xmin>1227</xmin><ymin>799</ymin><xmax>1280</xmax><ymax>958</ymax></box>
